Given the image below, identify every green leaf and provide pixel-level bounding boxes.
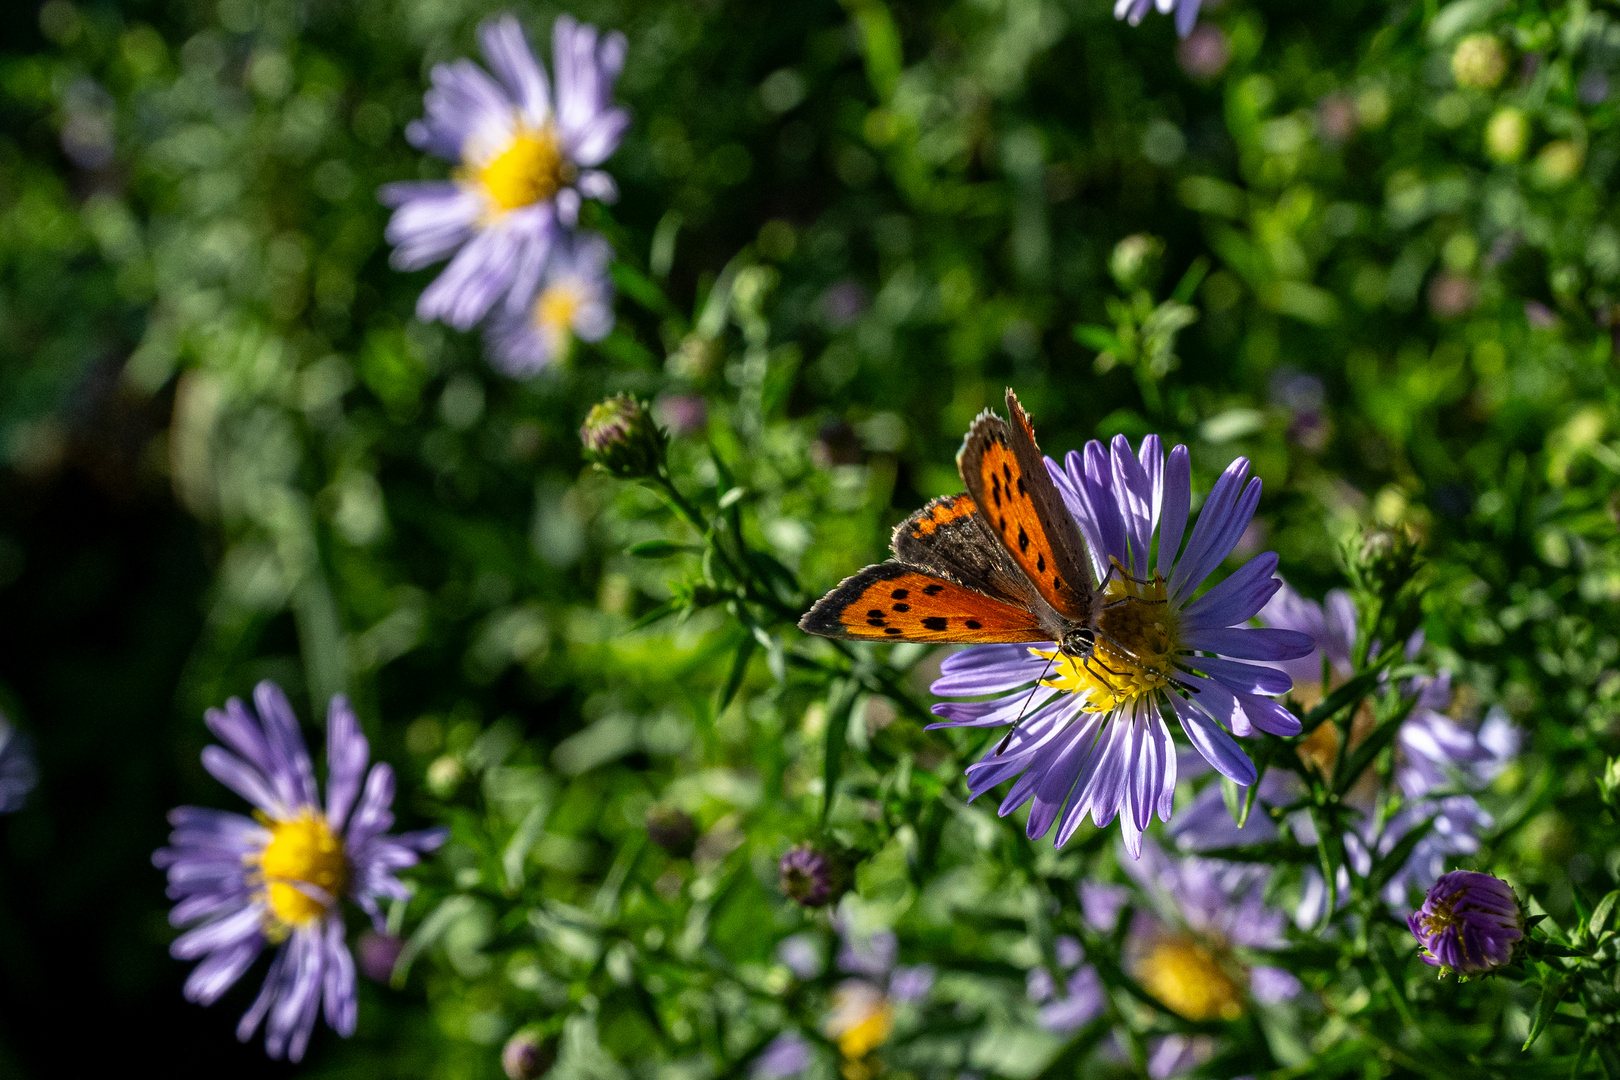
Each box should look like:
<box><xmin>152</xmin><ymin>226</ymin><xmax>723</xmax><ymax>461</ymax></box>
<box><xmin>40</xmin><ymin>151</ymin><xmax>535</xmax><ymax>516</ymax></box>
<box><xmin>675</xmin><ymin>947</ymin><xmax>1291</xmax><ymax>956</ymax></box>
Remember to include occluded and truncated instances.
<box><xmin>630</xmin><ymin>598</ymin><xmax>682</xmax><ymax>631</ymax></box>
<box><xmin>1524</xmin><ymin>975</ymin><xmax>1571</xmax><ymax>1050</ymax></box>
<box><xmin>1171</xmin><ymin>255</ymin><xmax>1211</xmax><ymax>303</ymax></box>
<box><xmin>1299</xmin><ymin>657</ymin><xmax>1396</xmax><ymax>734</ymax></box>
<box><xmin>1588</xmin><ymin>889</ymin><xmax>1620</xmax><ymax>941</ymax></box>
<box><xmin>1190</xmin><ymin>840</ymin><xmax>1317</xmax><ymax>865</ymax></box>
<box><xmin>752</xmin><ymin>625</ymin><xmax>786</xmax><ymax>683</ymax></box>
<box><xmin>610</xmin><ymin>261</ymin><xmax>679</xmax><ymax>316</ymax></box>
<box><xmin>628</xmin><ymin>539</ymin><xmax>699</xmax><ymax>558</ymax></box>
<box><xmin>501</xmin><ymin>802</ymin><xmax>548</xmax><ymax>893</ymax></box>
<box><xmin>717</xmin><ymin>485</ymin><xmax>747</xmax><ymax>511</ymax></box>
<box><xmin>822</xmin><ymin>680</ymin><xmax>859</xmax><ymax>821</ymax></box>
<box><xmin>1221</xmin><ymin>775</ymin><xmax>1243</xmax><ymax>824</ymax></box>
<box><xmin>1074</xmin><ymin>324</ymin><xmax>1125</xmax><ymax>353</ymax></box>
<box><xmin>1333</xmin><ymin>696</ymin><xmax>1416</xmax><ymax>795</ymax></box>
<box><xmin>717</xmin><ymin>634</ymin><xmax>757</xmax><ymax>715</ymax></box>
<box><xmin>391</xmin><ymin>894</ymin><xmax>477</xmax><ymax>988</ymax></box>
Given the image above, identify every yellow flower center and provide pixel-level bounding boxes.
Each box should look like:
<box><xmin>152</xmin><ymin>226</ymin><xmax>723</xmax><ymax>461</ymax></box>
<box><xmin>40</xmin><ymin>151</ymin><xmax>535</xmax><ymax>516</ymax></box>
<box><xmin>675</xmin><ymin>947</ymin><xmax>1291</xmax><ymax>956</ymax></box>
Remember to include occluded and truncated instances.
<box><xmin>255</xmin><ymin>811</ymin><xmax>347</xmax><ymax>930</ymax></box>
<box><xmin>827</xmin><ymin>984</ymin><xmax>893</xmax><ymax>1061</ymax></box>
<box><xmin>535</xmin><ymin>282</ymin><xmax>582</xmax><ymax>332</ymax></box>
<box><xmin>468</xmin><ymin>125</ymin><xmax>572</xmax><ymax>213</ymax></box>
<box><xmin>1135</xmin><ymin>935</ymin><xmax>1245</xmax><ymax>1021</ymax></box>
<box><xmin>1040</xmin><ymin>567</ymin><xmax>1176</xmax><ymax>709</ymax></box>
<box><xmin>1417</xmin><ymin>886</ymin><xmax>1468</xmax><ymax>939</ymax></box>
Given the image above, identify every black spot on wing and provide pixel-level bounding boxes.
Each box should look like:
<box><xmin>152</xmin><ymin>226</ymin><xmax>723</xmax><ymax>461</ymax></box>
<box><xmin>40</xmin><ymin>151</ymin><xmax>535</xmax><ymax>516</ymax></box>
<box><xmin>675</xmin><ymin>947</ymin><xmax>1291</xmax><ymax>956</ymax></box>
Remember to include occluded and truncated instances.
<box><xmin>965</xmin><ymin>619</ymin><xmax>982</xmax><ymax>629</ymax></box>
<box><xmin>891</xmin><ymin>589</ymin><xmax>909</xmax><ymax>599</ymax></box>
<box><xmin>922</xmin><ymin>617</ymin><xmax>949</xmax><ymax>631</ymax></box>
<box><xmin>893</xmin><ymin>603</ymin><xmax>910</xmax><ymax>612</ymax></box>
<box><xmin>923</xmin><ymin>584</ymin><xmax>945</xmax><ymax>595</ymax></box>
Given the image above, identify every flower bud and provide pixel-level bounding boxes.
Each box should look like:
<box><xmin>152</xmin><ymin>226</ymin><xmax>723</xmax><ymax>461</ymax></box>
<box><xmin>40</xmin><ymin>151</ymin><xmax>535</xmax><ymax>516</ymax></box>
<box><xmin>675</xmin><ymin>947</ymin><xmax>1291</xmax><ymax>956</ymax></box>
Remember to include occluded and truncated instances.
<box><xmin>357</xmin><ymin>930</ymin><xmax>403</xmax><ymax>983</ymax></box>
<box><xmin>1408</xmin><ymin>870</ymin><xmax>1524</xmax><ymax>976</ymax></box>
<box><xmin>1452</xmin><ymin>34</ymin><xmax>1507</xmax><ymax>91</ymax></box>
<box><xmin>1347</xmin><ymin>523</ymin><xmax>1421</xmax><ymax>601</ymax></box>
<box><xmin>1109</xmin><ymin>234</ymin><xmax>1165</xmax><ymax>292</ymax></box>
<box><xmin>426</xmin><ymin>754</ymin><xmax>464</xmax><ymax>797</ymax></box>
<box><xmin>645</xmin><ymin>804</ymin><xmax>698</xmax><ymax>858</ymax></box>
<box><xmin>581</xmin><ymin>394</ymin><xmax>666</xmax><ymax>480</ymax></box>
<box><xmin>502</xmin><ymin>1029</ymin><xmax>555</xmax><ymax>1080</ymax></box>
<box><xmin>1532</xmin><ymin>140</ymin><xmax>1584</xmax><ymax>189</ymax></box>
<box><xmin>1484</xmin><ymin>107</ymin><xmax>1528</xmax><ymax>163</ymax></box>
<box><xmin>778</xmin><ymin>843</ymin><xmax>850</xmax><ymax>908</ymax></box>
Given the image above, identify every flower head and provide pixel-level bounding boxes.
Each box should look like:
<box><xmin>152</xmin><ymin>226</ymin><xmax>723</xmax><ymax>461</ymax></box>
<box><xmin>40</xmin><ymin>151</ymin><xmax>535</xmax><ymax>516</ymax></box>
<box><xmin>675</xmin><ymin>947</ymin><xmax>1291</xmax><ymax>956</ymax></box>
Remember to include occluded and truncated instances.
<box><xmin>928</xmin><ymin>435</ymin><xmax>1313</xmax><ymax>856</ymax></box>
<box><xmin>153</xmin><ymin>682</ymin><xmax>446</xmax><ymax>1061</ymax></box>
<box><xmin>1124</xmin><ymin>838</ymin><xmax>1301</xmax><ymax>1021</ymax></box>
<box><xmin>779</xmin><ymin>843</ymin><xmax>848</xmax><ymax>908</ymax></box>
<box><xmin>1025</xmin><ymin>935</ymin><xmax>1105</xmax><ymax>1033</ymax></box>
<box><xmin>581</xmin><ymin>394</ymin><xmax>666</xmax><ymax>479</ymax></box>
<box><xmin>1408</xmin><ymin>870</ymin><xmax>1523</xmax><ymax>975</ymax></box>
<box><xmin>0</xmin><ymin>718</ymin><xmax>36</xmax><ymax>813</ymax></box>
<box><xmin>750</xmin><ymin>1031</ymin><xmax>815</xmax><ymax>1080</ymax></box>
<box><xmin>823</xmin><ymin>916</ymin><xmax>933</xmax><ymax>1066</ymax></box>
<box><xmin>502</xmin><ymin>1028</ymin><xmax>555</xmax><ymax>1080</ymax></box>
<box><xmin>485</xmin><ymin>231</ymin><xmax>615</xmax><ymax>375</ymax></box>
<box><xmin>381</xmin><ymin>14</ymin><xmax>628</xmax><ymax>330</ymax></box>
<box><xmin>1114</xmin><ymin>0</ymin><xmax>1203</xmax><ymax>38</ymax></box>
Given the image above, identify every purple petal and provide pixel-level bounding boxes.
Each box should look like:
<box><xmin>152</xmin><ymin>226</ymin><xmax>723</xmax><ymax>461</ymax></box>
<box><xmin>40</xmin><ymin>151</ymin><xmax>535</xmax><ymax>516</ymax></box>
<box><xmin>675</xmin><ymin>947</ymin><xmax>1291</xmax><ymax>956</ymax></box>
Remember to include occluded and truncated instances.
<box><xmin>1179</xmin><ymin>551</ymin><xmax>1282</xmax><ymax>630</ymax></box>
<box><xmin>1180</xmin><ymin>626</ymin><xmax>1315</xmax><ymax>662</ymax></box>
<box><xmin>1169</xmin><ymin>694</ymin><xmax>1256</xmax><ymax>785</ymax></box>
<box><xmin>325</xmin><ymin>696</ymin><xmax>370</xmax><ymax>834</ymax></box>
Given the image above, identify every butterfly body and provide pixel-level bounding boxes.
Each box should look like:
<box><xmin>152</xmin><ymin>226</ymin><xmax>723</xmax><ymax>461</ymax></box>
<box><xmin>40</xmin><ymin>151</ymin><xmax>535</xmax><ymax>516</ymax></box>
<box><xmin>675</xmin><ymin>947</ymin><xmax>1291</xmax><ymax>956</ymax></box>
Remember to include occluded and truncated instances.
<box><xmin>800</xmin><ymin>390</ymin><xmax>1106</xmax><ymax>659</ymax></box>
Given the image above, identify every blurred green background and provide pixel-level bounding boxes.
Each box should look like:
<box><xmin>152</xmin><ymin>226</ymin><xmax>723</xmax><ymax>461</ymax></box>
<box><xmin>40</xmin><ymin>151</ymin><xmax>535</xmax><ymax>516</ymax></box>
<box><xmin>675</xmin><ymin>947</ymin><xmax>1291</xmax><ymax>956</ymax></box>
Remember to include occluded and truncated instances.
<box><xmin>1</xmin><ymin>0</ymin><xmax>1618</xmax><ymax>1075</ymax></box>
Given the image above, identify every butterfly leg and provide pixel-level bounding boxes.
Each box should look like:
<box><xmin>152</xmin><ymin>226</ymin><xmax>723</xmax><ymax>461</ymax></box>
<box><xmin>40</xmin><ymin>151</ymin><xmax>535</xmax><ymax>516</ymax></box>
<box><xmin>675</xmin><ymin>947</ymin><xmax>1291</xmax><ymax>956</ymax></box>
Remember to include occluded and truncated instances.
<box><xmin>994</xmin><ymin>653</ymin><xmax>1058</xmax><ymax>756</ymax></box>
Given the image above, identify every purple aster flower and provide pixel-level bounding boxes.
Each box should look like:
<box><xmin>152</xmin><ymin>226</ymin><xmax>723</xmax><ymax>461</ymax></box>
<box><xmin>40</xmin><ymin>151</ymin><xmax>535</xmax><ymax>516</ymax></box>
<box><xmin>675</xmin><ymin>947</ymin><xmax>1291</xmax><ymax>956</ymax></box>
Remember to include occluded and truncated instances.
<box><xmin>1115</xmin><ymin>0</ymin><xmax>1203</xmax><ymax>38</ymax></box>
<box><xmin>1025</xmin><ymin>935</ymin><xmax>1106</xmax><ymax>1034</ymax></box>
<box><xmin>751</xmin><ymin>1031</ymin><xmax>815</xmax><ymax>1080</ymax></box>
<box><xmin>381</xmin><ymin>14</ymin><xmax>628</xmax><ymax>330</ymax></box>
<box><xmin>1407</xmin><ymin>870</ymin><xmax>1523</xmax><ymax>975</ymax></box>
<box><xmin>153</xmin><ymin>682</ymin><xmax>447</xmax><ymax>1061</ymax></box>
<box><xmin>928</xmin><ymin>436</ymin><xmax>1313</xmax><ymax>856</ymax></box>
<box><xmin>1170</xmin><ymin>584</ymin><xmax>1521</xmax><ymax>913</ymax></box>
<box><xmin>0</xmin><ymin>719</ymin><xmax>37</xmax><ymax>813</ymax></box>
<box><xmin>485</xmin><ymin>230</ymin><xmax>615</xmax><ymax>375</ymax></box>
<box><xmin>1123</xmin><ymin>838</ymin><xmax>1301</xmax><ymax>1022</ymax></box>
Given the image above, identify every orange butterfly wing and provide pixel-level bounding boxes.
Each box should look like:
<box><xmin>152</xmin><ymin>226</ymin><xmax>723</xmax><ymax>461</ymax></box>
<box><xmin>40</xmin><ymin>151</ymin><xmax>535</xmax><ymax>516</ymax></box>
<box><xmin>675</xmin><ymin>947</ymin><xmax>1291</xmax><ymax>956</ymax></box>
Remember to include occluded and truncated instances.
<box><xmin>797</xmin><ymin>563</ymin><xmax>1047</xmax><ymax>643</ymax></box>
<box><xmin>957</xmin><ymin>391</ymin><xmax>1098</xmax><ymax>624</ymax></box>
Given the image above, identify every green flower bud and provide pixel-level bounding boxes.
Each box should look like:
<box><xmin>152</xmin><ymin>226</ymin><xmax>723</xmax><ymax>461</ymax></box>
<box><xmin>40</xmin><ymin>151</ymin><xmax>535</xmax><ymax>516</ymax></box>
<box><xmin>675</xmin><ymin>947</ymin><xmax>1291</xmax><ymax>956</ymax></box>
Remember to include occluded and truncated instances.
<box><xmin>1484</xmin><ymin>107</ymin><xmax>1528</xmax><ymax>163</ymax></box>
<box><xmin>426</xmin><ymin>754</ymin><xmax>464</xmax><ymax>797</ymax></box>
<box><xmin>581</xmin><ymin>394</ymin><xmax>667</xmax><ymax>479</ymax></box>
<box><xmin>1532</xmin><ymin>140</ymin><xmax>1584</xmax><ymax>189</ymax></box>
<box><xmin>1347</xmin><ymin>523</ymin><xmax>1422</xmax><ymax>603</ymax></box>
<box><xmin>1109</xmin><ymin>233</ymin><xmax>1165</xmax><ymax>292</ymax></box>
<box><xmin>1452</xmin><ymin>34</ymin><xmax>1507</xmax><ymax>91</ymax></box>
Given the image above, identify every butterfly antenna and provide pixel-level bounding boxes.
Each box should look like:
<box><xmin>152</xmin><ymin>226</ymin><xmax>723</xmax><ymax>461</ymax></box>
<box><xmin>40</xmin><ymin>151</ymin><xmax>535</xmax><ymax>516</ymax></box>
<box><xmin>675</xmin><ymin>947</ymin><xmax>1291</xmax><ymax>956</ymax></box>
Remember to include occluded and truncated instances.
<box><xmin>995</xmin><ymin>652</ymin><xmax>1058</xmax><ymax>757</ymax></box>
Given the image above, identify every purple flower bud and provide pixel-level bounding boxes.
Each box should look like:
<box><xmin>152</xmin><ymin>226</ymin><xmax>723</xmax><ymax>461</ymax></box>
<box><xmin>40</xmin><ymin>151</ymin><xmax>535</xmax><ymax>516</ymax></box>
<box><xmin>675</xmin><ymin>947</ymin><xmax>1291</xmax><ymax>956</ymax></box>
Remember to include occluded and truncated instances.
<box><xmin>645</xmin><ymin>804</ymin><xmax>698</xmax><ymax>858</ymax></box>
<box><xmin>1408</xmin><ymin>871</ymin><xmax>1524</xmax><ymax>975</ymax></box>
<box><xmin>779</xmin><ymin>843</ymin><xmax>848</xmax><ymax>908</ymax></box>
<box><xmin>357</xmin><ymin>930</ymin><xmax>404</xmax><ymax>984</ymax></box>
<box><xmin>502</xmin><ymin>1029</ymin><xmax>554</xmax><ymax>1080</ymax></box>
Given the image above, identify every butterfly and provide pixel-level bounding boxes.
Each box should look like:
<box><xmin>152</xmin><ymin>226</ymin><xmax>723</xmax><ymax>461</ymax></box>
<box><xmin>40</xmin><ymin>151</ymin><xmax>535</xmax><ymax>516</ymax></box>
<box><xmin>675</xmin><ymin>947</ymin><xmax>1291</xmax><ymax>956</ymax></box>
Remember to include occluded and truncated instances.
<box><xmin>799</xmin><ymin>388</ymin><xmax>1116</xmax><ymax>663</ymax></box>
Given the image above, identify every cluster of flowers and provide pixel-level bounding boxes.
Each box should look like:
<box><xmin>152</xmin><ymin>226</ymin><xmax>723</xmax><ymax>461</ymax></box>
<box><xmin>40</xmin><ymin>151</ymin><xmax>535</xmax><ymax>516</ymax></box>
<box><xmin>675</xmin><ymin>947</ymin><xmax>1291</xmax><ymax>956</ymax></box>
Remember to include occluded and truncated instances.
<box><xmin>753</xmin><ymin>428</ymin><xmax>1526</xmax><ymax>1076</ymax></box>
<box><xmin>382</xmin><ymin>14</ymin><xmax>627</xmax><ymax>376</ymax></box>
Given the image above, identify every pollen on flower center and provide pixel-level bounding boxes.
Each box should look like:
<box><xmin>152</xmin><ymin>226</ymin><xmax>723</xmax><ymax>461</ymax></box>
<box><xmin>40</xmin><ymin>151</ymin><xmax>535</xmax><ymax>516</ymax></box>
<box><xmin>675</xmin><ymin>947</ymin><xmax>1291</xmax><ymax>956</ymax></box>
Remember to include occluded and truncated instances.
<box><xmin>1040</xmin><ymin>569</ymin><xmax>1176</xmax><ymax>708</ymax></box>
<box><xmin>1417</xmin><ymin>887</ymin><xmax>1468</xmax><ymax>938</ymax></box>
<box><xmin>1135</xmin><ymin>935</ymin><xmax>1244</xmax><ymax>1021</ymax></box>
<box><xmin>255</xmin><ymin>811</ymin><xmax>347</xmax><ymax>929</ymax></box>
<box><xmin>470</xmin><ymin>126</ymin><xmax>572</xmax><ymax>212</ymax></box>
<box><xmin>534</xmin><ymin>282</ymin><xmax>582</xmax><ymax>330</ymax></box>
